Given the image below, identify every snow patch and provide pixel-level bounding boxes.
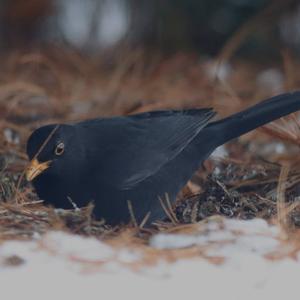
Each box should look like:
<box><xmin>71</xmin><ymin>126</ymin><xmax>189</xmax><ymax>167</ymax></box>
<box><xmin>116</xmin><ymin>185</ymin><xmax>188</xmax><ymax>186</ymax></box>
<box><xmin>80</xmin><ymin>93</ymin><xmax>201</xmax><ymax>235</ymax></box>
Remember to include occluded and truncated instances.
<box><xmin>0</xmin><ymin>219</ymin><xmax>300</xmax><ymax>300</ymax></box>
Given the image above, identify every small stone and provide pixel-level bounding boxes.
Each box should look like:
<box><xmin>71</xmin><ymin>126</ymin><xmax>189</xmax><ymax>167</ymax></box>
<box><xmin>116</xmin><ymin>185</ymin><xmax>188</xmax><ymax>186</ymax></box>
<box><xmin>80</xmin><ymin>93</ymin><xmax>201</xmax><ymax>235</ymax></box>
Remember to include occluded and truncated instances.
<box><xmin>3</xmin><ymin>255</ymin><xmax>25</xmax><ymax>267</ymax></box>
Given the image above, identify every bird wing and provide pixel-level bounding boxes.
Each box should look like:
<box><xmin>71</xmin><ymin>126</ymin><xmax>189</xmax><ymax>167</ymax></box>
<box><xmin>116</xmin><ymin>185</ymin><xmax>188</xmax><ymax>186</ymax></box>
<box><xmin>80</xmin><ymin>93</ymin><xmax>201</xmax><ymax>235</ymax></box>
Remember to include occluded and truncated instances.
<box><xmin>105</xmin><ymin>109</ymin><xmax>216</xmax><ymax>189</ymax></box>
<box><xmin>78</xmin><ymin>109</ymin><xmax>216</xmax><ymax>190</ymax></box>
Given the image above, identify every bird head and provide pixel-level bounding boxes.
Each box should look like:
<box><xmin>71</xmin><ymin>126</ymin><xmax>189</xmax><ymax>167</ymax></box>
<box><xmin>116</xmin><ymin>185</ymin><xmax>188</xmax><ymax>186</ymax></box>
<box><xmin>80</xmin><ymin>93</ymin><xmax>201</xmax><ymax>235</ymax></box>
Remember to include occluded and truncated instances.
<box><xmin>26</xmin><ymin>124</ymin><xmax>79</xmax><ymax>182</ymax></box>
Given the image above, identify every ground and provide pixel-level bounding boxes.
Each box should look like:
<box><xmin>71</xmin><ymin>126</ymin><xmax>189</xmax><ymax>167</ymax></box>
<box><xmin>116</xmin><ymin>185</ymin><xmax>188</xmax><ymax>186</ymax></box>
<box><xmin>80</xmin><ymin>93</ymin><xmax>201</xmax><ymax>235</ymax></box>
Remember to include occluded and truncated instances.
<box><xmin>1</xmin><ymin>48</ymin><xmax>300</xmax><ymax>299</ymax></box>
<box><xmin>1</xmin><ymin>218</ymin><xmax>300</xmax><ymax>300</ymax></box>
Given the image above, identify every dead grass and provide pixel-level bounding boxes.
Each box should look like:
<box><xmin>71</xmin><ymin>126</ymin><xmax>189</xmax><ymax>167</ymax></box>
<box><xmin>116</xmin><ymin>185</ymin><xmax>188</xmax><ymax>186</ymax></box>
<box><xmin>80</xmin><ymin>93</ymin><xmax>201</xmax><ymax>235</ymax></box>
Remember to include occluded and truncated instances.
<box><xmin>2</xmin><ymin>46</ymin><xmax>300</xmax><ymax>263</ymax></box>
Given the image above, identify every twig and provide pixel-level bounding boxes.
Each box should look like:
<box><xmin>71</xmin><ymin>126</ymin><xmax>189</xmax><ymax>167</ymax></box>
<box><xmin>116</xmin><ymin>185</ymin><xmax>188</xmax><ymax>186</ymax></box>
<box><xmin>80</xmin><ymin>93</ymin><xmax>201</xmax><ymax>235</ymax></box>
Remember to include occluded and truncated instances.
<box><xmin>164</xmin><ymin>193</ymin><xmax>178</xmax><ymax>223</ymax></box>
<box><xmin>127</xmin><ymin>200</ymin><xmax>138</xmax><ymax>228</ymax></box>
<box><xmin>158</xmin><ymin>196</ymin><xmax>177</xmax><ymax>225</ymax></box>
<box><xmin>277</xmin><ymin>164</ymin><xmax>290</xmax><ymax>232</ymax></box>
<box><xmin>139</xmin><ymin>212</ymin><xmax>151</xmax><ymax>229</ymax></box>
<box><xmin>67</xmin><ymin>196</ymin><xmax>80</xmax><ymax>211</ymax></box>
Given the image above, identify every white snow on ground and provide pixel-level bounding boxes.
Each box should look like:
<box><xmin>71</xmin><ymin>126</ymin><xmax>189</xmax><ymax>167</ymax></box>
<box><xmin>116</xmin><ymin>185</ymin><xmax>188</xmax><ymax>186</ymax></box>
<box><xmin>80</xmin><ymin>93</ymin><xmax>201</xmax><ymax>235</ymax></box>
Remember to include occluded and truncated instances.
<box><xmin>204</xmin><ymin>60</ymin><xmax>232</xmax><ymax>81</ymax></box>
<box><xmin>0</xmin><ymin>218</ymin><xmax>299</xmax><ymax>300</ymax></box>
<box><xmin>211</xmin><ymin>145</ymin><xmax>228</xmax><ymax>159</ymax></box>
<box><xmin>256</xmin><ymin>68</ymin><xmax>284</xmax><ymax>94</ymax></box>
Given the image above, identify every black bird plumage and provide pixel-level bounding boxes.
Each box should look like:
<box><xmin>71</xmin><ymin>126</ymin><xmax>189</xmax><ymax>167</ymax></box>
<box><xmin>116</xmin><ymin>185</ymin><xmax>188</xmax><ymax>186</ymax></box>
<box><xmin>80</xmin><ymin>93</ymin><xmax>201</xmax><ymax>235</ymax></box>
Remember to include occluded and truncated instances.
<box><xmin>26</xmin><ymin>92</ymin><xmax>300</xmax><ymax>225</ymax></box>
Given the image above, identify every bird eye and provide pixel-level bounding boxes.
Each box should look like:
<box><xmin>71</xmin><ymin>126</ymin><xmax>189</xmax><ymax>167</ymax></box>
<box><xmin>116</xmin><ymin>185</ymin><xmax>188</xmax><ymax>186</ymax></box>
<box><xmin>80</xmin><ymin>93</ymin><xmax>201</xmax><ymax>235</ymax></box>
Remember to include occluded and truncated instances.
<box><xmin>55</xmin><ymin>142</ymin><xmax>65</xmax><ymax>156</ymax></box>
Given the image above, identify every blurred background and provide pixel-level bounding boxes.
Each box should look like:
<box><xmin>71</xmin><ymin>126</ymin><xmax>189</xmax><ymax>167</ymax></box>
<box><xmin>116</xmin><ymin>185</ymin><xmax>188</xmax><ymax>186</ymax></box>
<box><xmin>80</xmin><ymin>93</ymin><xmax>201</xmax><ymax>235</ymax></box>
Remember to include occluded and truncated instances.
<box><xmin>1</xmin><ymin>0</ymin><xmax>300</xmax><ymax>55</ymax></box>
<box><xmin>2</xmin><ymin>0</ymin><xmax>300</xmax><ymax>157</ymax></box>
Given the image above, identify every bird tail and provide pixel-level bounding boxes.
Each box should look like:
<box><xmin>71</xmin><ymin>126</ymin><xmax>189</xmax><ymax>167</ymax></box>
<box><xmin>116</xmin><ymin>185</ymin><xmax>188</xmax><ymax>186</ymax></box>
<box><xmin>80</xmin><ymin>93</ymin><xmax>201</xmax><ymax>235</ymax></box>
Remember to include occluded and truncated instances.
<box><xmin>207</xmin><ymin>91</ymin><xmax>300</xmax><ymax>146</ymax></box>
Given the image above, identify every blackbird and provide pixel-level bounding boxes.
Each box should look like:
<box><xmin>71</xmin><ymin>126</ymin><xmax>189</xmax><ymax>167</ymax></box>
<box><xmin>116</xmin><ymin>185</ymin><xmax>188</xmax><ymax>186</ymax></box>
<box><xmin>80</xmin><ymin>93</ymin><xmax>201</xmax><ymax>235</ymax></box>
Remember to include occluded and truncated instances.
<box><xmin>26</xmin><ymin>92</ymin><xmax>300</xmax><ymax>225</ymax></box>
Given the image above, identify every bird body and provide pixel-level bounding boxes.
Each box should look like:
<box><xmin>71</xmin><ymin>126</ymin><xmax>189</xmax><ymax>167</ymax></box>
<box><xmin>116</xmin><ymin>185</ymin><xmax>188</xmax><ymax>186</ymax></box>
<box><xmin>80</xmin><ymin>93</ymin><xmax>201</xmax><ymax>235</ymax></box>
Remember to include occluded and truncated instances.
<box><xmin>26</xmin><ymin>92</ymin><xmax>300</xmax><ymax>225</ymax></box>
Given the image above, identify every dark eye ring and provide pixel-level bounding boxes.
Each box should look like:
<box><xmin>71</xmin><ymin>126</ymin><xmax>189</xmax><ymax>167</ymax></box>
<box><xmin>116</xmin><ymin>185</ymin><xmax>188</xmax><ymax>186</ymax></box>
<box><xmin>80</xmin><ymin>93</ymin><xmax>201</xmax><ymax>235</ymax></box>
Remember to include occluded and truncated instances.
<box><xmin>55</xmin><ymin>142</ymin><xmax>65</xmax><ymax>156</ymax></box>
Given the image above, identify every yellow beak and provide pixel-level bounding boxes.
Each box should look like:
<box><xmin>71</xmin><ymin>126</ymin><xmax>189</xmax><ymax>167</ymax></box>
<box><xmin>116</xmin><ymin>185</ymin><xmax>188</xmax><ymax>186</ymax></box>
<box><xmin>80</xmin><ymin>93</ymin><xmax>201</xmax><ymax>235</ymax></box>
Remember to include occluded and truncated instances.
<box><xmin>26</xmin><ymin>158</ymin><xmax>51</xmax><ymax>181</ymax></box>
